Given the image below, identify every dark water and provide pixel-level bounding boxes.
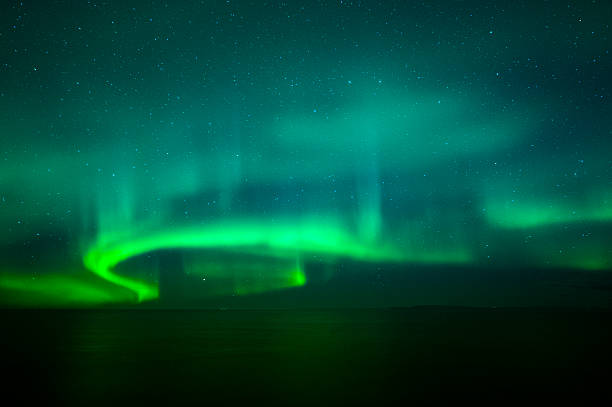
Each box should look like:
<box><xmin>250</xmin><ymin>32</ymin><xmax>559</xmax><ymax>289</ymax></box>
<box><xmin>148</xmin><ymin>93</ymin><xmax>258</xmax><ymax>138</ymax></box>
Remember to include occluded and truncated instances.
<box><xmin>3</xmin><ymin>308</ymin><xmax>612</xmax><ymax>405</ymax></box>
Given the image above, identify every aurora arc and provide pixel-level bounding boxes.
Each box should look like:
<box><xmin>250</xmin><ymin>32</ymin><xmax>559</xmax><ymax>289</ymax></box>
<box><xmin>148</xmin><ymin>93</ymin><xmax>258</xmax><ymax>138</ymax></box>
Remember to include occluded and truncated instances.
<box><xmin>83</xmin><ymin>221</ymin><xmax>416</xmax><ymax>302</ymax></box>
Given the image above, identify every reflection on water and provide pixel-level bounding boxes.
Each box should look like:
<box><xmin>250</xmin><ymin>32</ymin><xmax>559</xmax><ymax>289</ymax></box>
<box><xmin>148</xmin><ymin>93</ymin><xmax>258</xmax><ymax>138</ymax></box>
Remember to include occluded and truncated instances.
<box><xmin>3</xmin><ymin>309</ymin><xmax>612</xmax><ymax>404</ymax></box>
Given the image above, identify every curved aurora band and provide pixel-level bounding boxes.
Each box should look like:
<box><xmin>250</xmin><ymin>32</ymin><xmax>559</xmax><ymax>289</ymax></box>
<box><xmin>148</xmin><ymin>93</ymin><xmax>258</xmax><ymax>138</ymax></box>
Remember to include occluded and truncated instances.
<box><xmin>82</xmin><ymin>221</ymin><xmax>419</xmax><ymax>302</ymax></box>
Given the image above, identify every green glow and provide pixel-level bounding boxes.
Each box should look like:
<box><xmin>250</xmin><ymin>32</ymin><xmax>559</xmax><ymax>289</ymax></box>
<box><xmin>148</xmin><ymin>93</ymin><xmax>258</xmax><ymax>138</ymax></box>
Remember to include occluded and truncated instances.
<box><xmin>270</xmin><ymin>94</ymin><xmax>529</xmax><ymax>180</ymax></box>
<box><xmin>83</xmin><ymin>220</ymin><xmax>407</xmax><ymax>301</ymax></box>
<box><xmin>0</xmin><ymin>272</ymin><xmax>134</xmax><ymax>306</ymax></box>
<box><xmin>485</xmin><ymin>200</ymin><xmax>612</xmax><ymax>229</ymax></box>
<box><xmin>83</xmin><ymin>219</ymin><xmax>475</xmax><ymax>301</ymax></box>
<box><xmin>3</xmin><ymin>1</ymin><xmax>611</xmax><ymax>309</ymax></box>
<box><xmin>527</xmin><ymin>236</ymin><xmax>611</xmax><ymax>271</ymax></box>
<box><xmin>533</xmin><ymin>252</ymin><xmax>611</xmax><ymax>272</ymax></box>
<box><xmin>560</xmin><ymin>257</ymin><xmax>611</xmax><ymax>271</ymax></box>
<box><xmin>293</xmin><ymin>265</ymin><xmax>307</xmax><ymax>286</ymax></box>
<box><xmin>182</xmin><ymin>253</ymin><xmax>307</xmax><ymax>296</ymax></box>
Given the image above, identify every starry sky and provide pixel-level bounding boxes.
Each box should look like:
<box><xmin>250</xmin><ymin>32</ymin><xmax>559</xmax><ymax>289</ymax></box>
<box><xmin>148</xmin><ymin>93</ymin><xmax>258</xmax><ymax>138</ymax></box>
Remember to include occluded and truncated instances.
<box><xmin>1</xmin><ymin>0</ymin><xmax>611</xmax><ymax>307</ymax></box>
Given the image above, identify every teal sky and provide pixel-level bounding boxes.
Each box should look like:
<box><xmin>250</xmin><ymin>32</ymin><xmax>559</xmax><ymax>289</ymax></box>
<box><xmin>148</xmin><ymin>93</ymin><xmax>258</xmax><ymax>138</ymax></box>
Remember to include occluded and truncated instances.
<box><xmin>1</xmin><ymin>0</ymin><xmax>611</xmax><ymax>307</ymax></box>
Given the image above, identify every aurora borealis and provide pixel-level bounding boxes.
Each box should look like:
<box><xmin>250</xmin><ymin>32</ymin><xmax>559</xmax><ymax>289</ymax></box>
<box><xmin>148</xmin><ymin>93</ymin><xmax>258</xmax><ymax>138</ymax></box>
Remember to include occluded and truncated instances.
<box><xmin>1</xmin><ymin>0</ymin><xmax>611</xmax><ymax>307</ymax></box>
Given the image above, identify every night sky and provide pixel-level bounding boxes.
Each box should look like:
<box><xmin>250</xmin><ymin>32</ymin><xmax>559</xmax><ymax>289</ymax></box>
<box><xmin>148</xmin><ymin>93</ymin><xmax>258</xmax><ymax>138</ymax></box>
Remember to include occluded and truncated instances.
<box><xmin>1</xmin><ymin>0</ymin><xmax>611</xmax><ymax>307</ymax></box>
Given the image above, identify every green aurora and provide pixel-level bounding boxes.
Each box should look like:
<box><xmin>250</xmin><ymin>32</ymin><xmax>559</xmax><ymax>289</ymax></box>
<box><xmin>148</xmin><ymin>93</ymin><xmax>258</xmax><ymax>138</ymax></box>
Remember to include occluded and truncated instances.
<box><xmin>0</xmin><ymin>0</ymin><xmax>611</xmax><ymax>307</ymax></box>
